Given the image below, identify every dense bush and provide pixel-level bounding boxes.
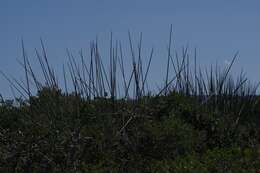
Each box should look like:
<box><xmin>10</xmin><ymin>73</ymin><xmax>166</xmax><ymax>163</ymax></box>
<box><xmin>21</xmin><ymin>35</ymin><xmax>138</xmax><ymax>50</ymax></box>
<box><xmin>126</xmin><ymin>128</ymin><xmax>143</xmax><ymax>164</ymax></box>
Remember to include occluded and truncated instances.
<box><xmin>1</xmin><ymin>32</ymin><xmax>260</xmax><ymax>172</ymax></box>
<box><xmin>0</xmin><ymin>88</ymin><xmax>260</xmax><ymax>172</ymax></box>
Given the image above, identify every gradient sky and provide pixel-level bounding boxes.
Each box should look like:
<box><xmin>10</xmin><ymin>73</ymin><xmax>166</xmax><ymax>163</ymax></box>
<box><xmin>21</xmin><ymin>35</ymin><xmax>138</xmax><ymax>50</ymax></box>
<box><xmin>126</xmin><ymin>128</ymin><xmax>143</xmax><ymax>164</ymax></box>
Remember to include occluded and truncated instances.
<box><xmin>1</xmin><ymin>0</ymin><xmax>260</xmax><ymax>97</ymax></box>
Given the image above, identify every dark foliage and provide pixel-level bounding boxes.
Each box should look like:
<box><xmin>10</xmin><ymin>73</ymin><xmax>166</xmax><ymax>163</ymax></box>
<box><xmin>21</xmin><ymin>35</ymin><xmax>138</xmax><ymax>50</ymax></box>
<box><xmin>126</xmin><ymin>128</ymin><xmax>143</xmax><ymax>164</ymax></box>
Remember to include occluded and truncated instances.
<box><xmin>0</xmin><ymin>88</ymin><xmax>260</xmax><ymax>172</ymax></box>
<box><xmin>1</xmin><ymin>30</ymin><xmax>260</xmax><ymax>172</ymax></box>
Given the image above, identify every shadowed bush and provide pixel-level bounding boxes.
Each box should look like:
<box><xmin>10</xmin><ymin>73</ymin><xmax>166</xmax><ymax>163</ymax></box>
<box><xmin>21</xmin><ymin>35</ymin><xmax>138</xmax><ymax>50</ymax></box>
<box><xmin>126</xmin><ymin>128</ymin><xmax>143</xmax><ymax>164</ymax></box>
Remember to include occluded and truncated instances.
<box><xmin>1</xmin><ymin>28</ymin><xmax>260</xmax><ymax>172</ymax></box>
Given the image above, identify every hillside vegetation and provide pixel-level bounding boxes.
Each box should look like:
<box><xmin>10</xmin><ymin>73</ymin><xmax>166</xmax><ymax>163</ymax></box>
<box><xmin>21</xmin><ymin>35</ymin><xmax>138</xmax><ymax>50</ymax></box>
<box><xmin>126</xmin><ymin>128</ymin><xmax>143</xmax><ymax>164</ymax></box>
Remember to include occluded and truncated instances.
<box><xmin>1</xmin><ymin>30</ymin><xmax>260</xmax><ymax>172</ymax></box>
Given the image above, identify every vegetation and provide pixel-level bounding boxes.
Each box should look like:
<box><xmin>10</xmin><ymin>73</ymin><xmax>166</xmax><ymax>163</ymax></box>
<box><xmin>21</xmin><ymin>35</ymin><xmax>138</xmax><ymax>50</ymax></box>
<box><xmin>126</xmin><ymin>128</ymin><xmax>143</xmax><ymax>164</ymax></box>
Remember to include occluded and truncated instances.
<box><xmin>1</xmin><ymin>29</ymin><xmax>260</xmax><ymax>172</ymax></box>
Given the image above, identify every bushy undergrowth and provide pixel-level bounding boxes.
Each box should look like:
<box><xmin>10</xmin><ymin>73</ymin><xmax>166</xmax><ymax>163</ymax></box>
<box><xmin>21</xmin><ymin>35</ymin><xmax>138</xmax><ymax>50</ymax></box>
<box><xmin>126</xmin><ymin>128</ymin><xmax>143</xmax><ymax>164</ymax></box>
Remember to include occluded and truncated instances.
<box><xmin>0</xmin><ymin>89</ymin><xmax>260</xmax><ymax>172</ymax></box>
<box><xmin>1</xmin><ymin>29</ymin><xmax>260</xmax><ymax>172</ymax></box>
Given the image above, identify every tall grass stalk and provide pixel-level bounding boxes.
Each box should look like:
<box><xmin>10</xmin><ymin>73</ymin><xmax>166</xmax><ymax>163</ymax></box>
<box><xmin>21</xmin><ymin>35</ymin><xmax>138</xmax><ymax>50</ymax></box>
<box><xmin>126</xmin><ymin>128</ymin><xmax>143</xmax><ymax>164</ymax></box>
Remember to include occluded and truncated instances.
<box><xmin>1</xmin><ymin>29</ymin><xmax>259</xmax><ymax>116</ymax></box>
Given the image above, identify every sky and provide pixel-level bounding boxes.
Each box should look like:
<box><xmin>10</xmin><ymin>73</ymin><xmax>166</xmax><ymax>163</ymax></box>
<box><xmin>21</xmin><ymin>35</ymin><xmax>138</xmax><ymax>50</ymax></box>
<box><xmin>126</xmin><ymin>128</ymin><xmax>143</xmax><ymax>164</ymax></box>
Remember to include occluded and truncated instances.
<box><xmin>1</xmin><ymin>0</ymin><xmax>260</xmax><ymax>97</ymax></box>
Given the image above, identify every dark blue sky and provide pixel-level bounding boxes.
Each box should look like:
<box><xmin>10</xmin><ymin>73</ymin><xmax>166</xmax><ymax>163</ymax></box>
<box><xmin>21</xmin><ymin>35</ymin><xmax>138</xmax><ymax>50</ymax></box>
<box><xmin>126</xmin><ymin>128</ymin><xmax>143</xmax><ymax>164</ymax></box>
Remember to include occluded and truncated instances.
<box><xmin>1</xmin><ymin>0</ymin><xmax>260</xmax><ymax>97</ymax></box>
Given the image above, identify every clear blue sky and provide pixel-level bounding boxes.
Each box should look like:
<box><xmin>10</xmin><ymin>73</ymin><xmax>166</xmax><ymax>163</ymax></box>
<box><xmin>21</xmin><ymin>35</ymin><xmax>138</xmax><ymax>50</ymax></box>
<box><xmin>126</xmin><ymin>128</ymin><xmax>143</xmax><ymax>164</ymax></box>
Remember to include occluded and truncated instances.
<box><xmin>1</xmin><ymin>0</ymin><xmax>260</xmax><ymax>97</ymax></box>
